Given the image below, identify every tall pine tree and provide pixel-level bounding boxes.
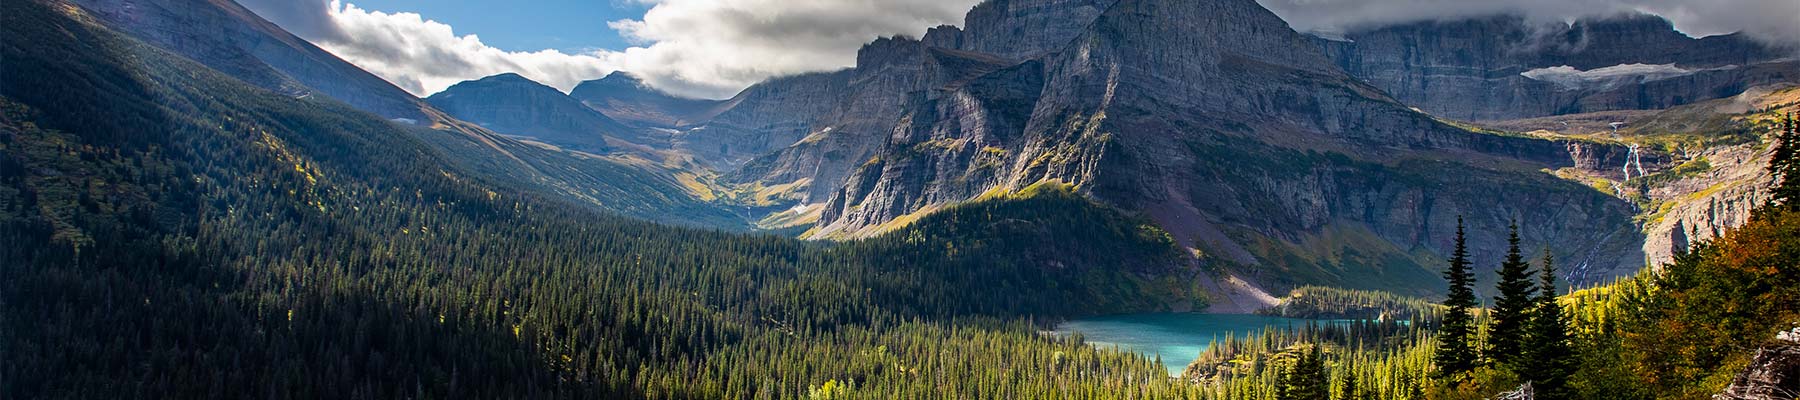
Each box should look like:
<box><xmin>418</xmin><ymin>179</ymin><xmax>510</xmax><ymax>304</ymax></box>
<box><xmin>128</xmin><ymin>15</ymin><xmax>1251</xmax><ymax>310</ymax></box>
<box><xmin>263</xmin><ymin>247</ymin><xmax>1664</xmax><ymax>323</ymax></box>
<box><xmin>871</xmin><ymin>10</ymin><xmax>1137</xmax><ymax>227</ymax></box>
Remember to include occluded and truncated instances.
<box><xmin>1279</xmin><ymin>344</ymin><xmax>1330</xmax><ymax>400</ymax></box>
<box><xmin>1489</xmin><ymin>222</ymin><xmax>1537</xmax><ymax>369</ymax></box>
<box><xmin>1338</xmin><ymin>361</ymin><xmax>1363</xmax><ymax>400</ymax></box>
<box><xmin>1767</xmin><ymin>113</ymin><xmax>1799</xmax><ymax>211</ymax></box>
<box><xmin>1523</xmin><ymin>250</ymin><xmax>1576</xmax><ymax>400</ymax></box>
<box><xmin>1434</xmin><ymin>216</ymin><xmax>1480</xmax><ymax>380</ymax></box>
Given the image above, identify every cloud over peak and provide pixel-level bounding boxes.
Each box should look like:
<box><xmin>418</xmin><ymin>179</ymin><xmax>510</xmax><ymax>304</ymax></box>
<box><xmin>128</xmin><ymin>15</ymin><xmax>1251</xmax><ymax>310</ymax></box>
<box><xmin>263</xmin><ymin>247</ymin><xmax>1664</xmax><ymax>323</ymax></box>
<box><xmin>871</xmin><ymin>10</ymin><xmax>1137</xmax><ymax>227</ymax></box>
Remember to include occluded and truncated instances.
<box><xmin>243</xmin><ymin>1</ymin><xmax>624</xmax><ymax>96</ymax></box>
<box><xmin>607</xmin><ymin>0</ymin><xmax>979</xmax><ymax>98</ymax></box>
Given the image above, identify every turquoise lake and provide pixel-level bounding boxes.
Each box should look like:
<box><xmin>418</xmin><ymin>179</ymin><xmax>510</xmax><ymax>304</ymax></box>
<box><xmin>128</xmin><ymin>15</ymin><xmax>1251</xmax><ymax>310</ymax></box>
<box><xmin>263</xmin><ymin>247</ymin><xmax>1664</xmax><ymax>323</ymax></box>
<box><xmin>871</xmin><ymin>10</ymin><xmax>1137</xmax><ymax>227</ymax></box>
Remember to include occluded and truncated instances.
<box><xmin>1053</xmin><ymin>313</ymin><xmax>1326</xmax><ymax>376</ymax></box>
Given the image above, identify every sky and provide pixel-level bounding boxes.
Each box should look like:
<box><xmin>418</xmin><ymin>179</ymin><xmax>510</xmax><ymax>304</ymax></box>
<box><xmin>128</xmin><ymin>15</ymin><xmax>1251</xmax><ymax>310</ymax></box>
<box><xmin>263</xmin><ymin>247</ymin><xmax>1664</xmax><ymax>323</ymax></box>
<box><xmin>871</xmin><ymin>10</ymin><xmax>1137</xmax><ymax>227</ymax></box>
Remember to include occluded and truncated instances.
<box><xmin>238</xmin><ymin>0</ymin><xmax>1800</xmax><ymax>100</ymax></box>
<box><xmin>329</xmin><ymin>0</ymin><xmax>649</xmax><ymax>53</ymax></box>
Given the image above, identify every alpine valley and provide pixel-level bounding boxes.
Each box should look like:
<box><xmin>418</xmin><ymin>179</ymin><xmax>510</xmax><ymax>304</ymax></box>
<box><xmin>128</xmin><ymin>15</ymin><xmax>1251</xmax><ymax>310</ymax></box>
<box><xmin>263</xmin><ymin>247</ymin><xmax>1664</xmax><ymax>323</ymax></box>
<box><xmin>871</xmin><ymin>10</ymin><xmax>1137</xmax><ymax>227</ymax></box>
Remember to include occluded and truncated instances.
<box><xmin>5</xmin><ymin>0</ymin><xmax>1799</xmax><ymax>398</ymax></box>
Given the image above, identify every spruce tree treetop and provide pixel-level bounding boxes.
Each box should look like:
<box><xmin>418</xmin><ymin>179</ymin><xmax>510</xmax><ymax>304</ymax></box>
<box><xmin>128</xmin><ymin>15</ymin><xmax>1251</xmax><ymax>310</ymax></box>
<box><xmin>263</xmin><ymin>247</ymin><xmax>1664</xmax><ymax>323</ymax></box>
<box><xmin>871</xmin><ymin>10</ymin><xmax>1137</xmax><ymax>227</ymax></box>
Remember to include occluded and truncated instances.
<box><xmin>1490</xmin><ymin>222</ymin><xmax>1538</xmax><ymax>369</ymax></box>
<box><xmin>1434</xmin><ymin>216</ymin><xmax>1480</xmax><ymax>380</ymax></box>
<box><xmin>1767</xmin><ymin>113</ymin><xmax>1799</xmax><ymax>212</ymax></box>
<box><xmin>1523</xmin><ymin>250</ymin><xmax>1576</xmax><ymax>400</ymax></box>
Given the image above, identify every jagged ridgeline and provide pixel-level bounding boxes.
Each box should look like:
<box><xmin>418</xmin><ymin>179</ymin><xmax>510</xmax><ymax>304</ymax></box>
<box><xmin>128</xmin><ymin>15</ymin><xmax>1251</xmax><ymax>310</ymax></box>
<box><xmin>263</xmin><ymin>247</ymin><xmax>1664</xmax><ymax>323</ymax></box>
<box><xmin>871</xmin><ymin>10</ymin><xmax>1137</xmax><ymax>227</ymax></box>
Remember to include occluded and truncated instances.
<box><xmin>0</xmin><ymin>0</ymin><xmax>1226</xmax><ymax>397</ymax></box>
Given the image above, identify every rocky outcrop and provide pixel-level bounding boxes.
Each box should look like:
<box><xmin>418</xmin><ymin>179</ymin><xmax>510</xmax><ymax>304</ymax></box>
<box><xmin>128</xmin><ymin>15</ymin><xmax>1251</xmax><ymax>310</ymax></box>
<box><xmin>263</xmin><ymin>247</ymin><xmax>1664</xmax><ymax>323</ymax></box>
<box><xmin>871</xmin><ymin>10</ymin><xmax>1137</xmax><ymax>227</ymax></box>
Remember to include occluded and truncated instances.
<box><xmin>426</xmin><ymin>73</ymin><xmax>638</xmax><ymax>153</ymax></box>
<box><xmin>570</xmin><ymin>71</ymin><xmax>725</xmax><ymax>129</ymax></box>
<box><xmin>730</xmin><ymin>40</ymin><xmax>1016</xmax><ymax>203</ymax></box>
<box><xmin>1715</xmin><ymin>327</ymin><xmax>1800</xmax><ymax>400</ymax></box>
<box><xmin>1316</xmin><ymin>14</ymin><xmax>1792</xmax><ymax>121</ymax></box>
<box><xmin>1642</xmin><ymin>140</ymin><xmax>1775</xmax><ymax>266</ymax></box>
<box><xmin>68</xmin><ymin>0</ymin><xmax>430</xmax><ymax>121</ymax></box>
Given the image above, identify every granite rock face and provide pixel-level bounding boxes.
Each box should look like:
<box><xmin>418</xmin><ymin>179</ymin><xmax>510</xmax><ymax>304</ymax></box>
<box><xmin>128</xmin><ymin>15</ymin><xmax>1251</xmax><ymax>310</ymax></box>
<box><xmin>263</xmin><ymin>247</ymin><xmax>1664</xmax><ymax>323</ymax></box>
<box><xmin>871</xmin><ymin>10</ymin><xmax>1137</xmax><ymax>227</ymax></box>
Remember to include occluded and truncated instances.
<box><xmin>808</xmin><ymin>0</ymin><xmax>1647</xmax><ymax>289</ymax></box>
<box><xmin>570</xmin><ymin>72</ymin><xmax>725</xmax><ymax>129</ymax></box>
<box><xmin>427</xmin><ymin>73</ymin><xmax>638</xmax><ymax>153</ymax></box>
<box><xmin>1715</xmin><ymin>327</ymin><xmax>1800</xmax><ymax>400</ymax></box>
<box><xmin>68</xmin><ymin>0</ymin><xmax>430</xmax><ymax>122</ymax></box>
<box><xmin>1316</xmin><ymin>14</ymin><xmax>1792</xmax><ymax>121</ymax></box>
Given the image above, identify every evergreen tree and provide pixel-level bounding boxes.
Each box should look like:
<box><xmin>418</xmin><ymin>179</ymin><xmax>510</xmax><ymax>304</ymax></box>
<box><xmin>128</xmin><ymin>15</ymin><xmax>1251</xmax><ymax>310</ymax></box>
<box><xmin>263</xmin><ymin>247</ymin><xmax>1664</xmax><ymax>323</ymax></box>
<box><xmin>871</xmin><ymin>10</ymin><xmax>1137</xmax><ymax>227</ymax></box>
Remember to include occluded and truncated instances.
<box><xmin>1280</xmin><ymin>344</ymin><xmax>1330</xmax><ymax>400</ymax></box>
<box><xmin>1489</xmin><ymin>222</ymin><xmax>1537</xmax><ymax>369</ymax></box>
<box><xmin>1523</xmin><ymin>250</ymin><xmax>1576</xmax><ymax>400</ymax></box>
<box><xmin>1768</xmin><ymin>113</ymin><xmax>1800</xmax><ymax>211</ymax></box>
<box><xmin>1433</xmin><ymin>216</ymin><xmax>1480</xmax><ymax>380</ymax></box>
<box><xmin>1338</xmin><ymin>362</ymin><xmax>1362</xmax><ymax>400</ymax></box>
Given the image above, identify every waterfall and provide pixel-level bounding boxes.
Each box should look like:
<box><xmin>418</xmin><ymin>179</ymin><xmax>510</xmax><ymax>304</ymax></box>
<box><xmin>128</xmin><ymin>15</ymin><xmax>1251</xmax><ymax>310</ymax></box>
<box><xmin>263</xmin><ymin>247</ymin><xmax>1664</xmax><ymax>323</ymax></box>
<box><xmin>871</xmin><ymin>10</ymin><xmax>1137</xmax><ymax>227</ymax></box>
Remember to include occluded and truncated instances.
<box><xmin>1623</xmin><ymin>143</ymin><xmax>1645</xmax><ymax>181</ymax></box>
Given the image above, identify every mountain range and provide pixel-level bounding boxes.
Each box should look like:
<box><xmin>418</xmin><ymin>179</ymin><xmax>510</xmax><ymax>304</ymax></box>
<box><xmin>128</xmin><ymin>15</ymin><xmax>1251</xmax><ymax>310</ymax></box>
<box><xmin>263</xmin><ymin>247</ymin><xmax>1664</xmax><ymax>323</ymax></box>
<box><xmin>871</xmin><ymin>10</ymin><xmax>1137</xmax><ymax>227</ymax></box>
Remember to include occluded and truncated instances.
<box><xmin>7</xmin><ymin>0</ymin><xmax>1800</xmax><ymax>396</ymax></box>
<box><xmin>35</xmin><ymin>0</ymin><xmax>1796</xmax><ymax>301</ymax></box>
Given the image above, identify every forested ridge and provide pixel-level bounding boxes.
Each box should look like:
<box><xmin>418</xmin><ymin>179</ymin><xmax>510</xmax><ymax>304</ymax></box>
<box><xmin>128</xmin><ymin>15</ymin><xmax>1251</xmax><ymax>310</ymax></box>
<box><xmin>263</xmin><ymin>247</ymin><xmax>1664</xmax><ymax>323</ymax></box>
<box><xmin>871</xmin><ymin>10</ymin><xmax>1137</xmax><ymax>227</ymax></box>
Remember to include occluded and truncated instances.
<box><xmin>0</xmin><ymin>1</ymin><xmax>1203</xmax><ymax>398</ymax></box>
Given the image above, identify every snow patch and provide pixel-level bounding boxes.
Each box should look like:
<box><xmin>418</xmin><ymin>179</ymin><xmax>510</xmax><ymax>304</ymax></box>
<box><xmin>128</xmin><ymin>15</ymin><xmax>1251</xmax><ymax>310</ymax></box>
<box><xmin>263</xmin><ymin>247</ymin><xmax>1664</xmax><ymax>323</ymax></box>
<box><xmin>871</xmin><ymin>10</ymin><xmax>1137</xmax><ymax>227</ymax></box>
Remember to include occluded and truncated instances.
<box><xmin>1305</xmin><ymin>30</ymin><xmax>1353</xmax><ymax>42</ymax></box>
<box><xmin>1521</xmin><ymin>63</ymin><xmax>1731</xmax><ymax>90</ymax></box>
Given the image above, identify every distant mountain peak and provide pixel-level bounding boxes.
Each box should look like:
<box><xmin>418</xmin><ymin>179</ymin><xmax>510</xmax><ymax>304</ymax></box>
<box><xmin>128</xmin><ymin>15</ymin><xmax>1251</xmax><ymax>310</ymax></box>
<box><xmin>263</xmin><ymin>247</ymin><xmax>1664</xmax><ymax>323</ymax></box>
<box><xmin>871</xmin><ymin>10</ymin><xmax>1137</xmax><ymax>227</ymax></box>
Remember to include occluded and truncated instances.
<box><xmin>597</xmin><ymin>70</ymin><xmax>647</xmax><ymax>85</ymax></box>
<box><xmin>571</xmin><ymin>70</ymin><xmax>725</xmax><ymax>129</ymax></box>
<box><xmin>479</xmin><ymin>72</ymin><xmax>533</xmax><ymax>82</ymax></box>
<box><xmin>427</xmin><ymin>74</ymin><xmax>639</xmax><ymax>152</ymax></box>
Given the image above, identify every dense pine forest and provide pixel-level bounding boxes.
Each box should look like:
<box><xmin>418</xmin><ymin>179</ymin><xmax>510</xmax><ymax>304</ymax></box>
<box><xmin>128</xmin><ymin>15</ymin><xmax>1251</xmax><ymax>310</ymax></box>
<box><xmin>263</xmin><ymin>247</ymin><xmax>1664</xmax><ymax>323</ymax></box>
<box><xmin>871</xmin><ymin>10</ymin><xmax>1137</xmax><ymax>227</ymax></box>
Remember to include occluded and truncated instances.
<box><xmin>5</xmin><ymin>0</ymin><xmax>1800</xmax><ymax>399</ymax></box>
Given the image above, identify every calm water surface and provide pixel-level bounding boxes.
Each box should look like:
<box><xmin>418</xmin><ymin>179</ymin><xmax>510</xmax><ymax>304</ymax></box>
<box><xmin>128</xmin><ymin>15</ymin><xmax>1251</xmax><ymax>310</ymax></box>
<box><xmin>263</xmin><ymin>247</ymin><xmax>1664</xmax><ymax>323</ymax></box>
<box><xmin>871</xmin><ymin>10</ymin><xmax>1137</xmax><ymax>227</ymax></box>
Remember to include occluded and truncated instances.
<box><xmin>1053</xmin><ymin>313</ymin><xmax>1326</xmax><ymax>376</ymax></box>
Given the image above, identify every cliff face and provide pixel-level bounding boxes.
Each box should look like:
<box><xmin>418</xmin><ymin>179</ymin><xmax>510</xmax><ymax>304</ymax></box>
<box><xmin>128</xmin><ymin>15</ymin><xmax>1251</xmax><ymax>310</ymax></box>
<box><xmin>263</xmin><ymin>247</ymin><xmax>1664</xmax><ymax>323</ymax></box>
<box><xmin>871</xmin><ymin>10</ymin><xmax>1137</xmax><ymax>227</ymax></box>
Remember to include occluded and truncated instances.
<box><xmin>925</xmin><ymin>0</ymin><xmax>1118</xmax><ymax>61</ymax></box>
<box><xmin>807</xmin><ymin>0</ymin><xmax>1648</xmax><ymax>291</ymax></box>
<box><xmin>68</xmin><ymin>0</ymin><xmax>430</xmax><ymax>122</ymax></box>
<box><xmin>427</xmin><ymin>73</ymin><xmax>636</xmax><ymax>153</ymax></box>
<box><xmin>1316</xmin><ymin>14</ymin><xmax>1792</xmax><ymax>121</ymax></box>
<box><xmin>670</xmin><ymin>71</ymin><xmax>854</xmax><ymax>169</ymax></box>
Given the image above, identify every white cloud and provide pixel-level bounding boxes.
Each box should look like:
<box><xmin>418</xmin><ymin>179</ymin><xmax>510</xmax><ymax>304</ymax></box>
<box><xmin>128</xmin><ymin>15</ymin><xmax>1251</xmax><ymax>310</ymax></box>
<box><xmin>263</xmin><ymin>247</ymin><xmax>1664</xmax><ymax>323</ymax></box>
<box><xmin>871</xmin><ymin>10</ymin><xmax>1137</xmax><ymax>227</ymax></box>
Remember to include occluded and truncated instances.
<box><xmin>243</xmin><ymin>0</ymin><xmax>978</xmax><ymax>99</ymax></box>
<box><xmin>1256</xmin><ymin>0</ymin><xmax>1800</xmax><ymax>47</ymax></box>
<box><xmin>606</xmin><ymin>0</ymin><xmax>979</xmax><ymax>98</ymax></box>
<box><xmin>270</xmin><ymin>1</ymin><xmax>628</xmax><ymax>96</ymax></box>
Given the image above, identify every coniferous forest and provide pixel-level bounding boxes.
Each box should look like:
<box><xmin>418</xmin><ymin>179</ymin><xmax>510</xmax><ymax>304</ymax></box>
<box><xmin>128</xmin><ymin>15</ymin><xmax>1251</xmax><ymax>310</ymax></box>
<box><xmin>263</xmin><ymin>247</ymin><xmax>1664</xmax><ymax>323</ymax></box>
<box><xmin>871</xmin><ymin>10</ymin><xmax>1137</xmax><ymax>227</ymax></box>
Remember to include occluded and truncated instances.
<box><xmin>5</xmin><ymin>0</ymin><xmax>1800</xmax><ymax>399</ymax></box>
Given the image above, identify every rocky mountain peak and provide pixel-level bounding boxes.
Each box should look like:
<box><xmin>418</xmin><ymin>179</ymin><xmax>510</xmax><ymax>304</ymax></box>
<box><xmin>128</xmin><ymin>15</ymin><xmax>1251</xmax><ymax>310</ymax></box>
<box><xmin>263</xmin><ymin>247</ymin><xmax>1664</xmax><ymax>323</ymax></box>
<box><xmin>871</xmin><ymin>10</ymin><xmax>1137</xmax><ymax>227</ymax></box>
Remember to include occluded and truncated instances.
<box><xmin>952</xmin><ymin>0</ymin><xmax>1118</xmax><ymax>60</ymax></box>
<box><xmin>808</xmin><ymin>0</ymin><xmax>1650</xmax><ymax>292</ymax></box>
<box><xmin>855</xmin><ymin>36</ymin><xmax>930</xmax><ymax>74</ymax></box>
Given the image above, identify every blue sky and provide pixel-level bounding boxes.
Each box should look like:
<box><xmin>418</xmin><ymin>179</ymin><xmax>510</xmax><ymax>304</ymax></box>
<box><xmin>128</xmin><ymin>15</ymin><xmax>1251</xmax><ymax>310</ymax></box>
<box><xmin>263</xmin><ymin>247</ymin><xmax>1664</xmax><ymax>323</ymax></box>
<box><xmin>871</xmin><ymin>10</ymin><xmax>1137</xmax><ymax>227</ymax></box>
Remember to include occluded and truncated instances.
<box><xmin>344</xmin><ymin>0</ymin><xmax>649</xmax><ymax>53</ymax></box>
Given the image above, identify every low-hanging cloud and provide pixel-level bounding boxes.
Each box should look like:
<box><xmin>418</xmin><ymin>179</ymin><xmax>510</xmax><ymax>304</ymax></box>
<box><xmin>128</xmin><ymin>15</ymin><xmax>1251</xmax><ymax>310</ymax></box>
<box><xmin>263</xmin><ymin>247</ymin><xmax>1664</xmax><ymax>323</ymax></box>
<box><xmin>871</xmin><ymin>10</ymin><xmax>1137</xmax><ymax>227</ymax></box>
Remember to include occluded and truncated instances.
<box><xmin>242</xmin><ymin>0</ymin><xmax>626</xmax><ymax>96</ymax></box>
<box><xmin>1257</xmin><ymin>0</ymin><xmax>1800</xmax><ymax>47</ymax></box>
<box><xmin>609</xmin><ymin>0</ymin><xmax>979</xmax><ymax>98</ymax></box>
<box><xmin>242</xmin><ymin>0</ymin><xmax>1795</xmax><ymax>100</ymax></box>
